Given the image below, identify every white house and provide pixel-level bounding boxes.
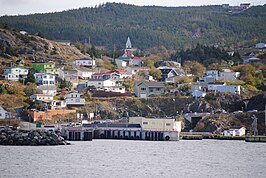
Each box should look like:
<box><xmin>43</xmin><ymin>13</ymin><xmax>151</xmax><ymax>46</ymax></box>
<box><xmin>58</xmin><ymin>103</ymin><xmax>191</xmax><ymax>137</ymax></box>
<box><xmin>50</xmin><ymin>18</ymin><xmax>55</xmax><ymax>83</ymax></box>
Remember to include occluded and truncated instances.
<box><xmin>218</xmin><ymin>72</ymin><xmax>240</xmax><ymax>81</ymax></box>
<box><xmin>30</xmin><ymin>94</ymin><xmax>54</xmax><ymax>103</ymax></box>
<box><xmin>65</xmin><ymin>92</ymin><xmax>85</xmax><ymax>107</ymax></box>
<box><xmin>74</xmin><ymin>58</ymin><xmax>96</xmax><ymax>67</ymax></box>
<box><xmin>103</xmin><ymin>86</ymin><xmax>126</xmax><ymax>93</ymax></box>
<box><xmin>208</xmin><ymin>83</ymin><xmax>241</xmax><ymax>95</ymax></box>
<box><xmin>3</xmin><ymin>67</ymin><xmax>29</xmax><ymax>81</ymax></box>
<box><xmin>34</xmin><ymin>73</ymin><xmax>56</xmax><ymax>85</ymax></box>
<box><xmin>223</xmin><ymin>127</ymin><xmax>246</xmax><ymax>136</ymax></box>
<box><xmin>37</xmin><ymin>85</ymin><xmax>57</xmax><ymax>95</ymax></box>
<box><xmin>86</xmin><ymin>79</ymin><xmax>116</xmax><ymax>89</ymax></box>
<box><xmin>0</xmin><ymin>106</ymin><xmax>8</xmax><ymax>119</ymax></box>
<box><xmin>134</xmin><ymin>81</ymin><xmax>165</xmax><ymax>98</ymax></box>
<box><xmin>76</xmin><ymin>68</ymin><xmax>95</xmax><ymax>79</ymax></box>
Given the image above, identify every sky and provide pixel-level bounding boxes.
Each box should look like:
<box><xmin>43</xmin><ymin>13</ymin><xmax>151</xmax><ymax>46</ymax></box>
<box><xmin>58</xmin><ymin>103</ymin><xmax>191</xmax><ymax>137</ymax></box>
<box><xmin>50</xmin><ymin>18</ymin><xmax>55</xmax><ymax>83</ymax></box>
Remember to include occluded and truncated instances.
<box><xmin>0</xmin><ymin>0</ymin><xmax>265</xmax><ymax>16</ymax></box>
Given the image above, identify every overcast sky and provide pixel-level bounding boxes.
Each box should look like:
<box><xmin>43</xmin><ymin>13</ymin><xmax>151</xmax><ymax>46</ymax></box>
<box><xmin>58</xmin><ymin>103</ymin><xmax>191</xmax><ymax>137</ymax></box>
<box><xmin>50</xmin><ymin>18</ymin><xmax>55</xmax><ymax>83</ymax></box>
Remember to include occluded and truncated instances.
<box><xmin>0</xmin><ymin>0</ymin><xmax>264</xmax><ymax>16</ymax></box>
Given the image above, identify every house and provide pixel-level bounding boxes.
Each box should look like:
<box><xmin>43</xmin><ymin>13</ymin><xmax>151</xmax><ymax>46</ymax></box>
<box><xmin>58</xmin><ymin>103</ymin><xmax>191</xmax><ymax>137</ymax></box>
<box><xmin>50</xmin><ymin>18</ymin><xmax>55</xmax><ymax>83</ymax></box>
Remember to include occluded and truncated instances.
<box><xmin>223</xmin><ymin>127</ymin><xmax>246</xmax><ymax>136</ymax></box>
<box><xmin>134</xmin><ymin>81</ymin><xmax>165</xmax><ymax>98</ymax></box>
<box><xmin>86</xmin><ymin>79</ymin><xmax>116</xmax><ymax>89</ymax></box>
<box><xmin>113</xmin><ymin>69</ymin><xmax>132</xmax><ymax>79</ymax></box>
<box><xmin>76</xmin><ymin>68</ymin><xmax>95</xmax><ymax>79</ymax></box>
<box><xmin>129</xmin><ymin>117</ymin><xmax>182</xmax><ymax>132</ymax></box>
<box><xmin>65</xmin><ymin>92</ymin><xmax>85</xmax><ymax>107</ymax></box>
<box><xmin>125</xmin><ymin>66</ymin><xmax>150</xmax><ymax>75</ymax></box>
<box><xmin>158</xmin><ymin>67</ymin><xmax>185</xmax><ymax>82</ymax></box>
<box><xmin>208</xmin><ymin>83</ymin><xmax>241</xmax><ymax>95</ymax></box>
<box><xmin>58</xmin><ymin>69</ymin><xmax>79</xmax><ymax>87</ymax></box>
<box><xmin>91</xmin><ymin>71</ymin><xmax>120</xmax><ymax>80</ymax></box>
<box><xmin>32</xmin><ymin>62</ymin><xmax>57</xmax><ymax>74</ymax></box>
<box><xmin>30</xmin><ymin>94</ymin><xmax>54</xmax><ymax>103</ymax></box>
<box><xmin>0</xmin><ymin>106</ymin><xmax>8</xmax><ymax>119</ymax></box>
<box><xmin>3</xmin><ymin>67</ymin><xmax>29</xmax><ymax>81</ymax></box>
<box><xmin>103</xmin><ymin>86</ymin><xmax>126</xmax><ymax>93</ymax></box>
<box><xmin>218</xmin><ymin>71</ymin><xmax>240</xmax><ymax>81</ymax></box>
<box><xmin>37</xmin><ymin>85</ymin><xmax>57</xmax><ymax>95</ymax></box>
<box><xmin>34</xmin><ymin>73</ymin><xmax>56</xmax><ymax>85</ymax></box>
<box><xmin>74</xmin><ymin>58</ymin><xmax>96</xmax><ymax>67</ymax></box>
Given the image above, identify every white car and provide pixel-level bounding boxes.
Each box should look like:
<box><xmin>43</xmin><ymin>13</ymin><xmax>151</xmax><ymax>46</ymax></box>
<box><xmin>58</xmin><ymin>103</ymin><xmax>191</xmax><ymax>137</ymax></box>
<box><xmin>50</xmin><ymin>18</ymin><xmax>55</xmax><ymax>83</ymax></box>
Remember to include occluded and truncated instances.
<box><xmin>233</xmin><ymin>110</ymin><xmax>243</xmax><ymax>114</ymax></box>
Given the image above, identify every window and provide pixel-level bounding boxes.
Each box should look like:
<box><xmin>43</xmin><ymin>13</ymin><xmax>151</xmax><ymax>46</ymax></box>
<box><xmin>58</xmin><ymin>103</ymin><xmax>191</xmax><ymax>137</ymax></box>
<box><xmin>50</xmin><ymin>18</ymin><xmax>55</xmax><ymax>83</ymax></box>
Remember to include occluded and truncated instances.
<box><xmin>50</xmin><ymin>76</ymin><xmax>53</xmax><ymax>79</ymax></box>
<box><xmin>143</xmin><ymin>122</ymin><xmax>148</xmax><ymax>125</ymax></box>
<box><xmin>0</xmin><ymin>114</ymin><xmax>2</xmax><ymax>116</ymax></box>
<box><xmin>149</xmin><ymin>89</ymin><xmax>153</xmax><ymax>92</ymax></box>
<box><xmin>157</xmin><ymin>88</ymin><xmax>161</xmax><ymax>91</ymax></box>
<box><xmin>44</xmin><ymin>76</ymin><xmax>47</xmax><ymax>78</ymax></box>
<box><xmin>166</xmin><ymin>123</ymin><xmax>171</xmax><ymax>126</ymax></box>
<box><xmin>76</xmin><ymin>99</ymin><xmax>80</xmax><ymax>102</ymax></box>
<box><xmin>141</xmin><ymin>88</ymin><xmax>146</xmax><ymax>91</ymax></box>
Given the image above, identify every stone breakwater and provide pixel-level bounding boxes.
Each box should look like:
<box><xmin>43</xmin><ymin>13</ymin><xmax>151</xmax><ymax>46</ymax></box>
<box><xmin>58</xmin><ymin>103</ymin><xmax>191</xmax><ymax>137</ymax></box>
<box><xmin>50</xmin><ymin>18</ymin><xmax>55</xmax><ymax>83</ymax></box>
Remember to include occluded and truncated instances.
<box><xmin>0</xmin><ymin>127</ymin><xmax>70</xmax><ymax>146</ymax></box>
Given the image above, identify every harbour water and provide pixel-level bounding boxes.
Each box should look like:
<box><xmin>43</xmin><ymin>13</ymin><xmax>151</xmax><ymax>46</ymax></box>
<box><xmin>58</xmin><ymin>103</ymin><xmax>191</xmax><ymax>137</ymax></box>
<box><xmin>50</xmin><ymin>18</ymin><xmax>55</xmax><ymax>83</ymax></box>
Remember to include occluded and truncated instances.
<box><xmin>0</xmin><ymin>139</ymin><xmax>265</xmax><ymax>178</ymax></box>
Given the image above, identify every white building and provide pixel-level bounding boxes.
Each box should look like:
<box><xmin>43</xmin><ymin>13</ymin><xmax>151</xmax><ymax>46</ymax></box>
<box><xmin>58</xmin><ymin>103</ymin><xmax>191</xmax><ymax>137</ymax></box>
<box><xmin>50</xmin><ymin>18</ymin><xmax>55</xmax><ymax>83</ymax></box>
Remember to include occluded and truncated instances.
<box><xmin>76</xmin><ymin>68</ymin><xmax>95</xmax><ymax>79</ymax></box>
<box><xmin>65</xmin><ymin>92</ymin><xmax>85</xmax><ymax>107</ymax></box>
<box><xmin>223</xmin><ymin>127</ymin><xmax>246</xmax><ymax>136</ymax></box>
<box><xmin>34</xmin><ymin>73</ymin><xmax>56</xmax><ymax>85</ymax></box>
<box><xmin>37</xmin><ymin>85</ymin><xmax>57</xmax><ymax>95</ymax></box>
<box><xmin>86</xmin><ymin>79</ymin><xmax>116</xmax><ymax>89</ymax></box>
<box><xmin>74</xmin><ymin>58</ymin><xmax>96</xmax><ymax>67</ymax></box>
<box><xmin>218</xmin><ymin>72</ymin><xmax>240</xmax><ymax>81</ymax></box>
<box><xmin>0</xmin><ymin>106</ymin><xmax>8</xmax><ymax>119</ymax></box>
<box><xmin>103</xmin><ymin>86</ymin><xmax>126</xmax><ymax>93</ymax></box>
<box><xmin>208</xmin><ymin>83</ymin><xmax>241</xmax><ymax>95</ymax></box>
<box><xmin>129</xmin><ymin>117</ymin><xmax>182</xmax><ymax>132</ymax></box>
<box><xmin>3</xmin><ymin>67</ymin><xmax>29</xmax><ymax>81</ymax></box>
<box><xmin>30</xmin><ymin>94</ymin><xmax>54</xmax><ymax>103</ymax></box>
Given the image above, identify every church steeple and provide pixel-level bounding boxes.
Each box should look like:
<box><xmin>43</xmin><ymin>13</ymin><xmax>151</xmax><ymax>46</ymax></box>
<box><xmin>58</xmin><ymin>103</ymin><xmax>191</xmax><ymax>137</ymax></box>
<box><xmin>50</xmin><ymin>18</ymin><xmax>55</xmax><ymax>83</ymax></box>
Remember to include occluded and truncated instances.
<box><xmin>126</xmin><ymin>37</ymin><xmax>132</xmax><ymax>49</ymax></box>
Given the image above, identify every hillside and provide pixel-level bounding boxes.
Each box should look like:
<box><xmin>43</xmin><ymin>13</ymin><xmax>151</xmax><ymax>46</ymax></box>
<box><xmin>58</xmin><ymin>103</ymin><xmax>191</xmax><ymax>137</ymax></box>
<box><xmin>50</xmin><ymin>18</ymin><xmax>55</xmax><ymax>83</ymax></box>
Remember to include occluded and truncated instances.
<box><xmin>0</xmin><ymin>3</ymin><xmax>266</xmax><ymax>50</ymax></box>
<box><xmin>0</xmin><ymin>28</ymin><xmax>90</xmax><ymax>69</ymax></box>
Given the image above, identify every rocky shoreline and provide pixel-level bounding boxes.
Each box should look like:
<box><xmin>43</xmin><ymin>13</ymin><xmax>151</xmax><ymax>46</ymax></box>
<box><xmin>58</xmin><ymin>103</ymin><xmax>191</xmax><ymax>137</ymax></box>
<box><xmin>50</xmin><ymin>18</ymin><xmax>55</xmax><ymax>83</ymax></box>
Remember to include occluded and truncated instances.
<box><xmin>0</xmin><ymin>127</ymin><xmax>70</xmax><ymax>146</ymax></box>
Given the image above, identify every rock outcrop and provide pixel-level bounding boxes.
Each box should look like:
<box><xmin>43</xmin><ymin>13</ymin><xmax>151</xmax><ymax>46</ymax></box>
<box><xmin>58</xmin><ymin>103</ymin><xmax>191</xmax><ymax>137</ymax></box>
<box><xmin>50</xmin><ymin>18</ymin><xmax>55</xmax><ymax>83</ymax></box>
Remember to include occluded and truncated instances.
<box><xmin>0</xmin><ymin>127</ymin><xmax>69</xmax><ymax>146</ymax></box>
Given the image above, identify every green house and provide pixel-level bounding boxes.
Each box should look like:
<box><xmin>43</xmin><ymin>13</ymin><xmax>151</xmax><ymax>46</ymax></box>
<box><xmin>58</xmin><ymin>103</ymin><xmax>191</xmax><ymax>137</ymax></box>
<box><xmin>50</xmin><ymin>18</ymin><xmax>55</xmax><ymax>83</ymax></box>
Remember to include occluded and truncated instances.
<box><xmin>32</xmin><ymin>62</ymin><xmax>57</xmax><ymax>74</ymax></box>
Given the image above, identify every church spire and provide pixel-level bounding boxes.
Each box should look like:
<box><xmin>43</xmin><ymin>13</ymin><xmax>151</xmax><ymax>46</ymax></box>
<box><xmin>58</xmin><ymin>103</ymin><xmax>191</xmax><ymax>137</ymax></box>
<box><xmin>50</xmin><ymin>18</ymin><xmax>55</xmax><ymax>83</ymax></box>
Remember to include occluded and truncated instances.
<box><xmin>126</xmin><ymin>37</ymin><xmax>132</xmax><ymax>49</ymax></box>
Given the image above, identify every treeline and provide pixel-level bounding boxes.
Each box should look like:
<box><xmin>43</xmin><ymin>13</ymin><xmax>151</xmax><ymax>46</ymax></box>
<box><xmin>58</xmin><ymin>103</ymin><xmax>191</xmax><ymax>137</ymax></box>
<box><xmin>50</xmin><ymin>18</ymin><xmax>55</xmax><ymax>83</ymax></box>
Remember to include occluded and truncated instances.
<box><xmin>171</xmin><ymin>44</ymin><xmax>242</xmax><ymax>66</ymax></box>
<box><xmin>0</xmin><ymin>3</ymin><xmax>266</xmax><ymax>50</ymax></box>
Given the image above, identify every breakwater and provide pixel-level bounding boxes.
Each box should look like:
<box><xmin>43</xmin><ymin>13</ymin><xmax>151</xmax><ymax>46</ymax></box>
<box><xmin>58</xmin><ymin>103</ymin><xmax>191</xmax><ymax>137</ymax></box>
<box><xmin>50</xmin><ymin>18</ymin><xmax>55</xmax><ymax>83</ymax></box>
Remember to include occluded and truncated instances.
<box><xmin>0</xmin><ymin>127</ymin><xmax>69</xmax><ymax>146</ymax></box>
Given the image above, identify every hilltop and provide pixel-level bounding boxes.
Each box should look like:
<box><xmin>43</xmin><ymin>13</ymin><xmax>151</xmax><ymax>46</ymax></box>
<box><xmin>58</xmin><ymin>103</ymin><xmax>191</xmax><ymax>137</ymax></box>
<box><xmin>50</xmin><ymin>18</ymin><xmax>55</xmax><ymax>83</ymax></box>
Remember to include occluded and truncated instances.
<box><xmin>0</xmin><ymin>28</ymin><xmax>90</xmax><ymax>69</ymax></box>
<box><xmin>0</xmin><ymin>3</ymin><xmax>266</xmax><ymax>50</ymax></box>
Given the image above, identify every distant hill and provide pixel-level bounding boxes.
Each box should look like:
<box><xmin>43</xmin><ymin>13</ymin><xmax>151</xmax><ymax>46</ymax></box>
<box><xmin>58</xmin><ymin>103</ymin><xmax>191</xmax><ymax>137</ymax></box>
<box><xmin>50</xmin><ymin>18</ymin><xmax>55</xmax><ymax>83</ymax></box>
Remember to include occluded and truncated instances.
<box><xmin>0</xmin><ymin>3</ymin><xmax>266</xmax><ymax>50</ymax></box>
<box><xmin>0</xmin><ymin>28</ymin><xmax>90</xmax><ymax>70</ymax></box>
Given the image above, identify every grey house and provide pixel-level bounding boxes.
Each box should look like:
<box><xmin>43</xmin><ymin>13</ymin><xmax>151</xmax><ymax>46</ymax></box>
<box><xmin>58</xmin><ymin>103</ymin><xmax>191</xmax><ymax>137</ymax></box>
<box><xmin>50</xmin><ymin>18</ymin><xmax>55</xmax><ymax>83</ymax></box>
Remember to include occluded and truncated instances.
<box><xmin>134</xmin><ymin>82</ymin><xmax>165</xmax><ymax>98</ymax></box>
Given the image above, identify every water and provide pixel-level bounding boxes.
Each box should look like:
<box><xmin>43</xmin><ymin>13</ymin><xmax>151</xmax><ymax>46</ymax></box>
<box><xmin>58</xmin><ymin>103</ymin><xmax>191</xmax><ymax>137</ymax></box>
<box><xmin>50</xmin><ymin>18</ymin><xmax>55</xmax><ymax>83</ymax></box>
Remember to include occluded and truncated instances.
<box><xmin>0</xmin><ymin>140</ymin><xmax>265</xmax><ymax>178</ymax></box>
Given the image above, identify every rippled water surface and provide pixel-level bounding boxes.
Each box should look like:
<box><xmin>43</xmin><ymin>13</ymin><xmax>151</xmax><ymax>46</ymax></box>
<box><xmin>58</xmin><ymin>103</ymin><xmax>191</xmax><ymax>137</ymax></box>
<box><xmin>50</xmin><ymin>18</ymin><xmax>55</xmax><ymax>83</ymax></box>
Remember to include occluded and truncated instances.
<box><xmin>0</xmin><ymin>139</ymin><xmax>266</xmax><ymax>178</ymax></box>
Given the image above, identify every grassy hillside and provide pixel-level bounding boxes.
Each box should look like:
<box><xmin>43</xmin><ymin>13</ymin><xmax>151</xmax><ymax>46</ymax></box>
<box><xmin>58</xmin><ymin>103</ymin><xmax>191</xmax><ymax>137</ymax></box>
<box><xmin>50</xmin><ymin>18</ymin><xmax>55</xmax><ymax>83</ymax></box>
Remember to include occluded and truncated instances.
<box><xmin>0</xmin><ymin>3</ymin><xmax>266</xmax><ymax>50</ymax></box>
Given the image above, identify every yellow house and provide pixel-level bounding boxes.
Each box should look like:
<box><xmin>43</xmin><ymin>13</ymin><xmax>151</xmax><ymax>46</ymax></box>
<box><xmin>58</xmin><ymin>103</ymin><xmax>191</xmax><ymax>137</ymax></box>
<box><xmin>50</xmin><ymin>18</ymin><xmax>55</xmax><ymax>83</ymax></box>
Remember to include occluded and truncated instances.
<box><xmin>129</xmin><ymin>117</ymin><xmax>182</xmax><ymax>132</ymax></box>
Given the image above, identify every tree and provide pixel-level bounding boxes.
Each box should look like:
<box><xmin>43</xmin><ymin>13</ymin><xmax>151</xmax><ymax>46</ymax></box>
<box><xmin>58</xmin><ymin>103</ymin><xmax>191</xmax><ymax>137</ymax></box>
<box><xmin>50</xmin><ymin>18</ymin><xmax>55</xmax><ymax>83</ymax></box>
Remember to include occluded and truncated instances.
<box><xmin>59</xmin><ymin>79</ymin><xmax>67</xmax><ymax>89</ymax></box>
<box><xmin>183</xmin><ymin>60</ymin><xmax>205</xmax><ymax>77</ymax></box>
<box><xmin>25</xmin><ymin>69</ymin><xmax>36</xmax><ymax>84</ymax></box>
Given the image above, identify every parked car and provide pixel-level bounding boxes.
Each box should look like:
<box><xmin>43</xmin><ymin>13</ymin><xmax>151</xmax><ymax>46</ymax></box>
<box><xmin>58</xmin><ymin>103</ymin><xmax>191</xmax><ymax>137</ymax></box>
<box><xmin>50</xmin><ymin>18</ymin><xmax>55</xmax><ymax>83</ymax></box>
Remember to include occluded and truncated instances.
<box><xmin>233</xmin><ymin>110</ymin><xmax>243</xmax><ymax>114</ymax></box>
<box><xmin>247</xmin><ymin>109</ymin><xmax>258</xmax><ymax>113</ymax></box>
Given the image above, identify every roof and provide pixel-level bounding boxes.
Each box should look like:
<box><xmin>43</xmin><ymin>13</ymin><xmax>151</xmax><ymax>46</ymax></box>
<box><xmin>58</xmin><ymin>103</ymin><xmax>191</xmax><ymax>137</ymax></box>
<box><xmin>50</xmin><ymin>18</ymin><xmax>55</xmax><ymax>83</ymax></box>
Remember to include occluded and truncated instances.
<box><xmin>37</xmin><ymin>85</ymin><xmax>56</xmax><ymax>90</ymax></box>
<box><xmin>137</xmin><ymin>81</ymin><xmax>165</xmax><ymax>88</ymax></box>
<box><xmin>92</xmin><ymin>71</ymin><xmax>118</xmax><ymax>76</ymax></box>
<box><xmin>78</xmin><ymin>58</ymin><xmax>93</xmax><ymax>61</ymax></box>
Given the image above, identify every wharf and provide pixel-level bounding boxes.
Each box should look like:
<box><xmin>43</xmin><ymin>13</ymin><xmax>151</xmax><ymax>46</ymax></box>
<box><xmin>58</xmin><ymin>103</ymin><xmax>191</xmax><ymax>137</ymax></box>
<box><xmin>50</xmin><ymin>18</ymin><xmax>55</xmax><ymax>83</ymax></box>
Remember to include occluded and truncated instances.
<box><xmin>245</xmin><ymin>136</ymin><xmax>266</xmax><ymax>142</ymax></box>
